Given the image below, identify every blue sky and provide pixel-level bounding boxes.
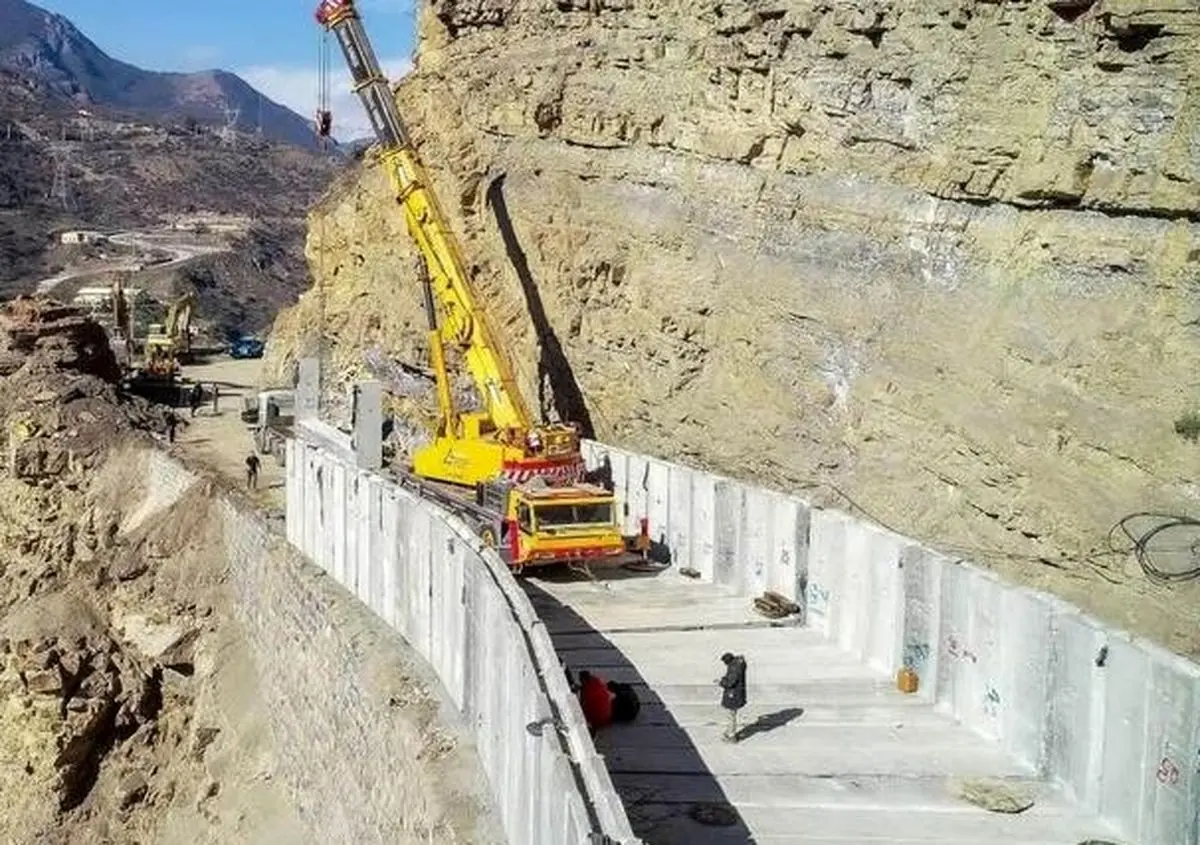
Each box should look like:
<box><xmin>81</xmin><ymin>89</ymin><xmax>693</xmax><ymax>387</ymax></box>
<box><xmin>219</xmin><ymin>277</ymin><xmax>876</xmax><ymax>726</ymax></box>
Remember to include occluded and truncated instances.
<box><xmin>32</xmin><ymin>0</ymin><xmax>417</xmax><ymax>139</ymax></box>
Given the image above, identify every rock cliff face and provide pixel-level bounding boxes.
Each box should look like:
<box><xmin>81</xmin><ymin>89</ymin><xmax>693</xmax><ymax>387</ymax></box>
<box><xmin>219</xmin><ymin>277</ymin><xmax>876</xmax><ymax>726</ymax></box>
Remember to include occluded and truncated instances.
<box><xmin>266</xmin><ymin>1</ymin><xmax>1200</xmax><ymax>653</ymax></box>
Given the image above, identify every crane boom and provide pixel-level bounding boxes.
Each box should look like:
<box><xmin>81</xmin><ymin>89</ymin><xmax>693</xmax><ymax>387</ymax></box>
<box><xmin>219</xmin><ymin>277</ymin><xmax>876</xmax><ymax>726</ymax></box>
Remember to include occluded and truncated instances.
<box><xmin>315</xmin><ymin>0</ymin><xmax>585</xmax><ymax>488</ymax></box>
<box><xmin>317</xmin><ymin>0</ymin><xmax>529</xmax><ymax>429</ymax></box>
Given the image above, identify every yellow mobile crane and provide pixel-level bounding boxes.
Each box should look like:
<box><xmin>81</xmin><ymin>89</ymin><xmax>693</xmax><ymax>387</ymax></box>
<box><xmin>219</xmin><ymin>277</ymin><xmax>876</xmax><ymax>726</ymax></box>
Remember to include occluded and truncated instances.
<box><xmin>315</xmin><ymin>0</ymin><xmax>638</xmax><ymax>571</ymax></box>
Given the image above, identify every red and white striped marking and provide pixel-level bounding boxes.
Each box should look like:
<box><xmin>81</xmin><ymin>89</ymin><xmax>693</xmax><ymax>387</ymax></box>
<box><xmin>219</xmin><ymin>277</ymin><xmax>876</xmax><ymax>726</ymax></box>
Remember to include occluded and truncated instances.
<box><xmin>502</xmin><ymin>460</ymin><xmax>583</xmax><ymax>485</ymax></box>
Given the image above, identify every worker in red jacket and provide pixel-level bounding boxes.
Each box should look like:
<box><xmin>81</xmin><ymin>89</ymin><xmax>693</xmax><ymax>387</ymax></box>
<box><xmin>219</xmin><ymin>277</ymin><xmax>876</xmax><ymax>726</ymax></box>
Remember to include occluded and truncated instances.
<box><xmin>578</xmin><ymin>670</ymin><xmax>613</xmax><ymax>732</ymax></box>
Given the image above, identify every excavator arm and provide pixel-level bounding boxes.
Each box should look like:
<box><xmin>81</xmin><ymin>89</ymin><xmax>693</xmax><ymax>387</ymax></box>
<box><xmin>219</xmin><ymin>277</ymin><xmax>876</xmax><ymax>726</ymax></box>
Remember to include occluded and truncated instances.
<box><xmin>162</xmin><ymin>292</ymin><xmax>195</xmax><ymax>353</ymax></box>
<box><xmin>316</xmin><ymin>0</ymin><xmax>531</xmax><ymax>436</ymax></box>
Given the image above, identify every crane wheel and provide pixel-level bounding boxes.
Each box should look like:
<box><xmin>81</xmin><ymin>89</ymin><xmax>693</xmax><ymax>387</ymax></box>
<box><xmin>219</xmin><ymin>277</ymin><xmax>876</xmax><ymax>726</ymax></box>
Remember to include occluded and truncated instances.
<box><xmin>479</xmin><ymin>527</ymin><xmax>498</xmax><ymax>549</ymax></box>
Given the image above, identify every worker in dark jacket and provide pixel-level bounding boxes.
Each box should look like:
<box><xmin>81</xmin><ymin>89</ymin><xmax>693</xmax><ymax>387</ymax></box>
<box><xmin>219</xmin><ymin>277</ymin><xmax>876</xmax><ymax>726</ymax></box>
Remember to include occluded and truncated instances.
<box><xmin>716</xmin><ymin>652</ymin><xmax>747</xmax><ymax>742</ymax></box>
<box><xmin>608</xmin><ymin>680</ymin><xmax>640</xmax><ymax>723</ymax></box>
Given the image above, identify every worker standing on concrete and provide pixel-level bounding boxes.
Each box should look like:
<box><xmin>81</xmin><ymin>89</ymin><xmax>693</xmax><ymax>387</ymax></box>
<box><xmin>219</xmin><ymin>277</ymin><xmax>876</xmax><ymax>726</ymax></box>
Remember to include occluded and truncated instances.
<box><xmin>211</xmin><ymin>383</ymin><xmax>220</xmax><ymax>414</ymax></box>
<box><xmin>716</xmin><ymin>652</ymin><xmax>747</xmax><ymax>742</ymax></box>
<box><xmin>189</xmin><ymin>383</ymin><xmax>203</xmax><ymax>417</ymax></box>
<box><xmin>245</xmin><ymin>453</ymin><xmax>260</xmax><ymax>490</ymax></box>
<box><xmin>165</xmin><ymin>411</ymin><xmax>178</xmax><ymax>444</ymax></box>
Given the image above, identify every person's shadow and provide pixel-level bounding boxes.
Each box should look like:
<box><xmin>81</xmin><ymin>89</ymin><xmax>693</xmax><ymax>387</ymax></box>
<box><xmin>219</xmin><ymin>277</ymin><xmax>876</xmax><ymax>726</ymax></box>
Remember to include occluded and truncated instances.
<box><xmin>733</xmin><ymin>706</ymin><xmax>805</xmax><ymax>742</ymax></box>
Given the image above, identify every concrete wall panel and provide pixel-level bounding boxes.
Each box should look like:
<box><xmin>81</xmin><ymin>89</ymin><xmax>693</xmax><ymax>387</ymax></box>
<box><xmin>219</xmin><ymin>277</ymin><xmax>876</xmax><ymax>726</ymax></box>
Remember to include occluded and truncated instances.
<box><xmin>427</xmin><ymin>517</ymin><xmax>451</xmax><ymax>697</ymax></box>
<box><xmin>836</xmin><ymin>516</ymin><xmax>869</xmax><ymax>661</ymax></box>
<box><xmin>690</xmin><ymin>472</ymin><xmax>717</xmax><ymax>580</ymax></box>
<box><xmin>459</xmin><ymin>562</ymin><xmax>483</xmax><ymax>733</ymax></box>
<box><xmin>936</xmin><ymin>566</ymin><xmax>1013</xmax><ymax>740</ymax></box>
<box><xmin>1138</xmin><ymin>650</ymin><xmax>1200</xmax><ymax>845</ymax></box>
<box><xmin>900</xmin><ymin>546</ymin><xmax>943</xmax><ymax>702</ymax></box>
<box><xmin>286</xmin><ymin>440</ymin><xmax>637</xmax><ymax>845</ymax></box>
<box><xmin>793</xmin><ymin>501</ymin><xmax>811</xmax><ymax>620</ymax></box>
<box><xmin>354</xmin><ymin>475</ymin><xmax>367</xmax><ymax>599</ymax></box>
<box><xmin>805</xmin><ymin>508</ymin><xmax>841</xmax><ymax>637</ymax></box>
<box><xmin>302</xmin><ymin>448</ymin><xmax>317</xmax><ymax>558</ymax></box>
<box><xmin>443</xmin><ymin>524</ymin><xmax>469</xmax><ymax>707</ymax></box>
<box><xmin>328</xmin><ymin>461</ymin><xmax>343</xmax><ymax>586</ymax></box>
<box><xmin>646</xmin><ymin>458</ymin><xmax>670</xmax><ymax>545</ymax></box>
<box><xmin>997</xmin><ymin>586</ymin><xmax>1052</xmax><ymax>767</ymax></box>
<box><xmin>1044</xmin><ymin>607</ymin><xmax>1108</xmax><ymax>809</ymax></box>
<box><xmin>739</xmin><ymin>486</ymin><xmax>771</xmax><ymax>596</ymax></box>
<box><xmin>403</xmin><ymin>503</ymin><xmax>431</xmax><ymax>659</ymax></box>
<box><xmin>285</xmin><ymin>439</ymin><xmax>301</xmax><ymax>547</ymax></box>
<box><xmin>344</xmin><ymin>467</ymin><xmax>358</xmax><ymax>592</ymax></box>
<box><xmin>963</xmin><ymin>570</ymin><xmax>1004</xmax><ymax>739</ymax></box>
<box><xmin>381</xmin><ymin>489</ymin><xmax>399</xmax><ymax>629</ymax></box>
<box><xmin>865</xmin><ymin>527</ymin><xmax>904</xmax><ymax>675</ymax></box>
<box><xmin>666</xmin><ymin>466</ymin><xmax>693</xmax><ymax>571</ymax></box>
<box><xmin>367</xmin><ymin>479</ymin><xmax>384</xmax><ymax>609</ymax></box>
<box><xmin>935</xmin><ymin>561</ymin><xmax>969</xmax><ymax>719</ymax></box>
<box><xmin>624</xmin><ymin>453</ymin><xmax>650</xmax><ymax>537</ymax></box>
<box><xmin>1101</xmin><ymin>637</ymin><xmax>1151</xmax><ymax>834</ymax></box>
<box><xmin>766</xmin><ymin>494</ymin><xmax>802</xmax><ymax>603</ymax></box>
<box><xmin>713</xmin><ymin>480</ymin><xmax>742</xmax><ymax>588</ymax></box>
<box><xmin>607</xmin><ymin>448</ymin><xmax>630</xmax><ymax>531</ymax></box>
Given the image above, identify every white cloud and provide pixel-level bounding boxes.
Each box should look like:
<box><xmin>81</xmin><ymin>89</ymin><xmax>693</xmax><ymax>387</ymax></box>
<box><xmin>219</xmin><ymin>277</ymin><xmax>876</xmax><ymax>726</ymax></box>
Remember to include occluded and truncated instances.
<box><xmin>238</xmin><ymin>56</ymin><xmax>414</xmax><ymax>143</ymax></box>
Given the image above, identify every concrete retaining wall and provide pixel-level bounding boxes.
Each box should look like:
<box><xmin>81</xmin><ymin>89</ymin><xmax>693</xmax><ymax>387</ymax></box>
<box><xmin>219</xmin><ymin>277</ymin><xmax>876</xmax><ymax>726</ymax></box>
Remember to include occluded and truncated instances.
<box><xmin>581</xmin><ymin>439</ymin><xmax>1200</xmax><ymax>845</ymax></box>
<box><xmin>285</xmin><ymin>437</ymin><xmax>638</xmax><ymax>845</ymax></box>
<box><xmin>138</xmin><ymin>450</ymin><xmax>504</xmax><ymax>844</ymax></box>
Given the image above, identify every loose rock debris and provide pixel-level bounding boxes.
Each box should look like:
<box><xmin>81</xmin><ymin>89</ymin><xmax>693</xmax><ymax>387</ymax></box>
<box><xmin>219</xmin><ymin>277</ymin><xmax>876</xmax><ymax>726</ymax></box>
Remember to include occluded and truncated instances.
<box><xmin>0</xmin><ymin>296</ymin><xmax>289</xmax><ymax>844</ymax></box>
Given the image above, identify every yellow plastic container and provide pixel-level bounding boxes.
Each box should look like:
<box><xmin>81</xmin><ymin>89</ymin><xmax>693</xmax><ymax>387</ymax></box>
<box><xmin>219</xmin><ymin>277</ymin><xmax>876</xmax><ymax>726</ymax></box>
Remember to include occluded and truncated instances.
<box><xmin>896</xmin><ymin>666</ymin><xmax>919</xmax><ymax>694</ymax></box>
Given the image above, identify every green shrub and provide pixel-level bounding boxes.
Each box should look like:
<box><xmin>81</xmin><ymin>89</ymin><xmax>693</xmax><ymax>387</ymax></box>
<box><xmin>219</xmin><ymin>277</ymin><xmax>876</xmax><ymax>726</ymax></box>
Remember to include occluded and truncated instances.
<box><xmin>1175</xmin><ymin>410</ymin><xmax>1200</xmax><ymax>443</ymax></box>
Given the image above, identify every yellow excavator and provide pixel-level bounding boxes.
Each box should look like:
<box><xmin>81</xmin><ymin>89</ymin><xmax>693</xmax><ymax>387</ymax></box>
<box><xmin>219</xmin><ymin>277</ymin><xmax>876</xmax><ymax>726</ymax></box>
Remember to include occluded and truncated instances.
<box><xmin>143</xmin><ymin>291</ymin><xmax>195</xmax><ymax>377</ymax></box>
<box><xmin>316</xmin><ymin>0</ymin><xmax>640</xmax><ymax>571</ymax></box>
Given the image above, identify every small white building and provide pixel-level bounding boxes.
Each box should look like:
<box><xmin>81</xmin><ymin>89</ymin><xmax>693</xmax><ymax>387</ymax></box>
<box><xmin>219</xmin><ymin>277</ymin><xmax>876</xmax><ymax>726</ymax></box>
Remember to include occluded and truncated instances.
<box><xmin>60</xmin><ymin>230</ymin><xmax>106</xmax><ymax>245</ymax></box>
<box><xmin>73</xmin><ymin>286</ymin><xmax>145</xmax><ymax>313</ymax></box>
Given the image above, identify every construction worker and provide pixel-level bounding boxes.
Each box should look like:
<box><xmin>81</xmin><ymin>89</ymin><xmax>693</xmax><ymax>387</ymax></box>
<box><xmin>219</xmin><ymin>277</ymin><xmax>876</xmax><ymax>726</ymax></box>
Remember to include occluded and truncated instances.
<box><xmin>578</xmin><ymin>670</ymin><xmax>613</xmax><ymax>733</ymax></box>
<box><xmin>188</xmin><ymin>383</ymin><xmax>203</xmax><ymax>417</ymax></box>
<box><xmin>245</xmin><ymin>453</ymin><xmax>260</xmax><ymax>490</ymax></box>
<box><xmin>211</xmin><ymin>382</ymin><xmax>220</xmax><ymax>413</ymax></box>
<box><xmin>165</xmin><ymin>411</ymin><xmax>178</xmax><ymax>444</ymax></box>
<box><xmin>716</xmin><ymin>652</ymin><xmax>747</xmax><ymax>743</ymax></box>
<box><xmin>608</xmin><ymin>680</ymin><xmax>640</xmax><ymax>723</ymax></box>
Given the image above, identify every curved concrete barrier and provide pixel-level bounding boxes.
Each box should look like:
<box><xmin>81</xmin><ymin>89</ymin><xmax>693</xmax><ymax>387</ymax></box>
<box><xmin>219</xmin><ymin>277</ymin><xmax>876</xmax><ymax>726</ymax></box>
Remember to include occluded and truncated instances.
<box><xmin>285</xmin><ymin>436</ymin><xmax>639</xmax><ymax>845</ymax></box>
<box><xmin>582</xmin><ymin>439</ymin><xmax>1200</xmax><ymax>845</ymax></box>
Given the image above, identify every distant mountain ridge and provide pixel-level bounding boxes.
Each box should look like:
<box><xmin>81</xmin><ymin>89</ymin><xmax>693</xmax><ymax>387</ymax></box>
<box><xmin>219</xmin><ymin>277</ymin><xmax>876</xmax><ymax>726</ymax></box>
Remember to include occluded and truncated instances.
<box><xmin>0</xmin><ymin>0</ymin><xmax>324</xmax><ymax>149</ymax></box>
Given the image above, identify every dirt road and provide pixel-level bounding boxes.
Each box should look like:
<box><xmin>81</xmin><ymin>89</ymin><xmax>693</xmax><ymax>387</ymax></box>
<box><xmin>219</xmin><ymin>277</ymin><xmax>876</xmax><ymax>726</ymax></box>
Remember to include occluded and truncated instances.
<box><xmin>34</xmin><ymin>229</ymin><xmax>229</xmax><ymax>295</ymax></box>
<box><xmin>173</xmin><ymin>356</ymin><xmax>285</xmax><ymax>512</ymax></box>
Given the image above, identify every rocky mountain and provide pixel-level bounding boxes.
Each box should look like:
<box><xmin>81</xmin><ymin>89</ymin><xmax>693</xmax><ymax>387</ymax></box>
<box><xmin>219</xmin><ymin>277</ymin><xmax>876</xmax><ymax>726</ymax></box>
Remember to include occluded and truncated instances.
<box><xmin>0</xmin><ymin>63</ymin><xmax>339</xmax><ymax>336</ymax></box>
<box><xmin>0</xmin><ymin>0</ymin><xmax>320</xmax><ymax>148</ymax></box>
<box><xmin>265</xmin><ymin>1</ymin><xmax>1200</xmax><ymax>656</ymax></box>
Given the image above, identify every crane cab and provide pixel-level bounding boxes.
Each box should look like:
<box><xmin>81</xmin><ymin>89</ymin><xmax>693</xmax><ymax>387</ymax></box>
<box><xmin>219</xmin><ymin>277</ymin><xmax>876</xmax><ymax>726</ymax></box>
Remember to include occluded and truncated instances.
<box><xmin>477</xmin><ymin>480</ymin><xmax>626</xmax><ymax>570</ymax></box>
